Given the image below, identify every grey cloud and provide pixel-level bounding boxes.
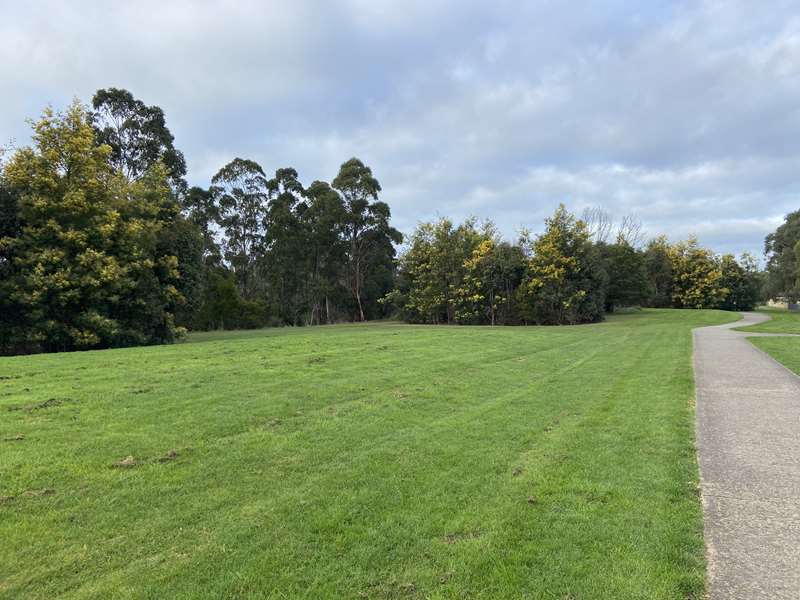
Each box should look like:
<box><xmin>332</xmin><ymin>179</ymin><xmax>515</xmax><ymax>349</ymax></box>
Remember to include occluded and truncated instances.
<box><xmin>1</xmin><ymin>0</ymin><xmax>799</xmax><ymax>257</ymax></box>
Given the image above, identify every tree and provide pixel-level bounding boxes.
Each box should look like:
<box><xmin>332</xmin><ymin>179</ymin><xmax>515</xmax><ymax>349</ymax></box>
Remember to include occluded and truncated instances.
<box><xmin>454</xmin><ymin>238</ymin><xmax>525</xmax><ymax>325</ymax></box>
<box><xmin>517</xmin><ymin>205</ymin><xmax>607</xmax><ymax>325</ymax></box>
<box><xmin>159</xmin><ymin>215</ymin><xmax>205</xmax><ymax>328</ymax></box>
<box><xmin>765</xmin><ymin>210</ymin><xmax>800</xmax><ymax>301</ymax></box>
<box><xmin>668</xmin><ymin>237</ymin><xmax>726</xmax><ymax>309</ymax></box>
<box><xmin>332</xmin><ymin>158</ymin><xmax>402</xmax><ymax>321</ymax></box>
<box><xmin>0</xmin><ymin>163</ymin><xmax>24</xmax><ymax>352</ymax></box>
<box><xmin>717</xmin><ymin>253</ymin><xmax>761</xmax><ymax>311</ymax></box>
<box><xmin>183</xmin><ymin>185</ymin><xmax>221</xmax><ymax>261</ymax></box>
<box><xmin>303</xmin><ymin>181</ymin><xmax>347</xmax><ymax>324</ymax></box>
<box><xmin>210</xmin><ymin>158</ymin><xmax>269</xmax><ymax>300</ymax></box>
<box><xmin>582</xmin><ymin>207</ymin><xmax>613</xmax><ymax>243</ymax></box>
<box><xmin>600</xmin><ymin>238</ymin><xmax>650</xmax><ymax>311</ymax></box>
<box><xmin>1</xmin><ymin>102</ymin><xmax>184</xmax><ymax>353</ymax></box>
<box><xmin>643</xmin><ymin>236</ymin><xmax>674</xmax><ymax>308</ymax></box>
<box><xmin>262</xmin><ymin>168</ymin><xmax>309</xmax><ymax>324</ymax></box>
<box><xmin>396</xmin><ymin>217</ymin><xmax>489</xmax><ymax>323</ymax></box>
<box><xmin>193</xmin><ymin>266</ymin><xmax>267</xmax><ymax>331</ymax></box>
<box><xmin>92</xmin><ymin>88</ymin><xmax>187</xmax><ymax>191</ymax></box>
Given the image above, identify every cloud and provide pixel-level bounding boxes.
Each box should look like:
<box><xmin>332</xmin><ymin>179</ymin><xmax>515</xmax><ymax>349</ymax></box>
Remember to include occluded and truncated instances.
<box><xmin>1</xmin><ymin>0</ymin><xmax>799</xmax><ymax>256</ymax></box>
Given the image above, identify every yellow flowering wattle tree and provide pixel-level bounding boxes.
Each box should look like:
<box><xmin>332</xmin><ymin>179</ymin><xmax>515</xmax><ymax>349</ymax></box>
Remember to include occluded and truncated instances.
<box><xmin>517</xmin><ymin>205</ymin><xmax>608</xmax><ymax>325</ymax></box>
<box><xmin>0</xmin><ymin>102</ymin><xmax>186</xmax><ymax>353</ymax></box>
<box><xmin>668</xmin><ymin>237</ymin><xmax>727</xmax><ymax>309</ymax></box>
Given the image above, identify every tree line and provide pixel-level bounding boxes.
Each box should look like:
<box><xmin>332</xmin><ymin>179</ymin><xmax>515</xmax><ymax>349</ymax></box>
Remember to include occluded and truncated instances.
<box><xmin>0</xmin><ymin>90</ymin><xmax>399</xmax><ymax>354</ymax></box>
<box><xmin>384</xmin><ymin>207</ymin><xmax>763</xmax><ymax>325</ymax></box>
<box><xmin>0</xmin><ymin>89</ymin><xmax>796</xmax><ymax>354</ymax></box>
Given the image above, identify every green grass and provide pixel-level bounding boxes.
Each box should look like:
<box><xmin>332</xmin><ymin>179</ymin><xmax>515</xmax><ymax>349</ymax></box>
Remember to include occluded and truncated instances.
<box><xmin>736</xmin><ymin>308</ymin><xmax>800</xmax><ymax>374</ymax></box>
<box><xmin>749</xmin><ymin>337</ymin><xmax>800</xmax><ymax>375</ymax></box>
<box><xmin>735</xmin><ymin>307</ymin><xmax>800</xmax><ymax>334</ymax></box>
<box><xmin>0</xmin><ymin>309</ymin><xmax>736</xmax><ymax>599</ymax></box>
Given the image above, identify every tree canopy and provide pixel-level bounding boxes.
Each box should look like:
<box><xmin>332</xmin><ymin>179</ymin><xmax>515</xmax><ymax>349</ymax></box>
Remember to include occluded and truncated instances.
<box><xmin>0</xmin><ymin>89</ymin><xmax>783</xmax><ymax>354</ymax></box>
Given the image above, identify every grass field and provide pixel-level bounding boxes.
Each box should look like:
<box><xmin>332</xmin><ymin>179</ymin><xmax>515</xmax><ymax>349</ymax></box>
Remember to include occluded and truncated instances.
<box><xmin>739</xmin><ymin>308</ymin><xmax>800</xmax><ymax>375</ymax></box>
<box><xmin>0</xmin><ymin>309</ymin><xmax>735</xmax><ymax>599</ymax></box>
<box><xmin>735</xmin><ymin>307</ymin><xmax>800</xmax><ymax>334</ymax></box>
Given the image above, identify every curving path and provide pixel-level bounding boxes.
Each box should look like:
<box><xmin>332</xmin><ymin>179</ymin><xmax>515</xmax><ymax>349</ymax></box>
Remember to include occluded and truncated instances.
<box><xmin>694</xmin><ymin>312</ymin><xmax>800</xmax><ymax>599</ymax></box>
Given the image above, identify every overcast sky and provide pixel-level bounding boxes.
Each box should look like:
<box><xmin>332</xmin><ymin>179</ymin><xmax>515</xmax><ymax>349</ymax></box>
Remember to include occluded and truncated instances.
<box><xmin>2</xmin><ymin>0</ymin><xmax>799</xmax><ymax>256</ymax></box>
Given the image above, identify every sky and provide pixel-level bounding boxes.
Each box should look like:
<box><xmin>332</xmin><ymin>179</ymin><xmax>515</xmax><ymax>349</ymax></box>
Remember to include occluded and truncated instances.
<box><xmin>1</xmin><ymin>0</ymin><xmax>799</xmax><ymax>257</ymax></box>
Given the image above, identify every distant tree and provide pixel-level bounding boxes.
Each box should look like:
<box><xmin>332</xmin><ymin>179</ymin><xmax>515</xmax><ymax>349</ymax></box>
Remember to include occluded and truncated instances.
<box><xmin>764</xmin><ymin>210</ymin><xmax>800</xmax><ymax>301</ymax></box>
<box><xmin>92</xmin><ymin>88</ymin><xmax>187</xmax><ymax>191</ymax></box>
<box><xmin>643</xmin><ymin>236</ymin><xmax>674</xmax><ymax>308</ymax></box>
<box><xmin>717</xmin><ymin>253</ymin><xmax>761</xmax><ymax>311</ymax></box>
<box><xmin>397</xmin><ymin>217</ymin><xmax>488</xmax><ymax>323</ymax></box>
<box><xmin>333</xmin><ymin>158</ymin><xmax>402</xmax><ymax>321</ymax></box>
<box><xmin>1</xmin><ymin>102</ymin><xmax>184</xmax><ymax>353</ymax></box>
<box><xmin>0</xmin><ymin>165</ymin><xmax>24</xmax><ymax>351</ymax></box>
<box><xmin>183</xmin><ymin>186</ymin><xmax>220</xmax><ymax>260</ymax></box>
<box><xmin>262</xmin><ymin>167</ymin><xmax>309</xmax><ymax>324</ymax></box>
<box><xmin>582</xmin><ymin>207</ymin><xmax>613</xmax><ymax>243</ymax></box>
<box><xmin>668</xmin><ymin>237</ymin><xmax>726</xmax><ymax>309</ymax></box>
<box><xmin>303</xmin><ymin>181</ymin><xmax>347</xmax><ymax>324</ymax></box>
<box><xmin>517</xmin><ymin>205</ymin><xmax>607</xmax><ymax>325</ymax></box>
<box><xmin>193</xmin><ymin>266</ymin><xmax>267</xmax><ymax>330</ymax></box>
<box><xmin>159</xmin><ymin>215</ymin><xmax>205</xmax><ymax>328</ymax></box>
<box><xmin>210</xmin><ymin>158</ymin><xmax>269</xmax><ymax>299</ymax></box>
<box><xmin>454</xmin><ymin>238</ymin><xmax>525</xmax><ymax>325</ymax></box>
<box><xmin>617</xmin><ymin>215</ymin><xmax>645</xmax><ymax>248</ymax></box>
<box><xmin>600</xmin><ymin>238</ymin><xmax>650</xmax><ymax>311</ymax></box>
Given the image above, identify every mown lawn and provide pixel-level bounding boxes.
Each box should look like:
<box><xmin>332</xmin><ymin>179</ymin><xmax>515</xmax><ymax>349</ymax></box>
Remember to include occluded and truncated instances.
<box><xmin>750</xmin><ymin>336</ymin><xmax>800</xmax><ymax>375</ymax></box>
<box><xmin>735</xmin><ymin>307</ymin><xmax>800</xmax><ymax>334</ymax></box>
<box><xmin>738</xmin><ymin>308</ymin><xmax>800</xmax><ymax>375</ymax></box>
<box><xmin>0</xmin><ymin>309</ymin><xmax>735</xmax><ymax>599</ymax></box>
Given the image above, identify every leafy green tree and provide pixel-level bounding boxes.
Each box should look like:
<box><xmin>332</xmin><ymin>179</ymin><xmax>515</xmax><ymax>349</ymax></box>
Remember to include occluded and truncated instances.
<box><xmin>517</xmin><ymin>205</ymin><xmax>607</xmax><ymax>325</ymax></box>
<box><xmin>765</xmin><ymin>210</ymin><xmax>800</xmax><ymax>301</ymax></box>
<box><xmin>600</xmin><ymin>238</ymin><xmax>651</xmax><ymax>311</ymax></box>
<box><xmin>193</xmin><ymin>267</ymin><xmax>267</xmax><ymax>330</ymax></box>
<box><xmin>643</xmin><ymin>236</ymin><xmax>674</xmax><ymax>308</ymax></box>
<box><xmin>159</xmin><ymin>215</ymin><xmax>205</xmax><ymax>328</ymax></box>
<box><xmin>332</xmin><ymin>158</ymin><xmax>402</xmax><ymax>321</ymax></box>
<box><xmin>1</xmin><ymin>102</ymin><xmax>184</xmax><ymax>353</ymax></box>
<box><xmin>92</xmin><ymin>88</ymin><xmax>187</xmax><ymax>191</ymax></box>
<box><xmin>454</xmin><ymin>239</ymin><xmax>525</xmax><ymax>324</ymax></box>
<box><xmin>717</xmin><ymin>253</ymin><xmax>761</xmax><ymax>311</ymax></box>
<box><xmin>262</xmin><ymin>168</ymin><xmax>309</xmax><ymax>324</ymax></box>
<box><xmin>303</xmin><ymin>181</ymin><xmax>347</xmax><ymax>324</ymax></box>
<box><xmin>183</xmin><ymin>185</ymin><xmax>221</xmax><ymax>261</ymax></box>
<box><xmin>0</xmin><ymin>164</ymin><xmax>25</xmax><ymax>352</ymax></box>
<box><xmin>396</xmin><ymin>217</ymin><xmax>488</xmax><ymax>323</ymax></box>
<box><xmin>210</xmin><ymin>158</ymin><xmax>268</xmax><ymax>299</ymax></box>
<box><xmin>668</xmin><ymin>237</ymin><xmax>726</xmax><ymax>309</ymax></box>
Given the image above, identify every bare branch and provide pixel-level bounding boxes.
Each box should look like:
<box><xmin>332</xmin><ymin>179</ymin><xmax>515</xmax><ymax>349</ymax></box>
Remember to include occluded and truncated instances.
<box><xmin>617</xmin><ymin>215</ymin><xmax>644</xmax><ymax>248</ymax></box>
<box><xmin>581</xmin><ymin>206</ymin><xmax>613</xmax><ymax>243</ymax></box>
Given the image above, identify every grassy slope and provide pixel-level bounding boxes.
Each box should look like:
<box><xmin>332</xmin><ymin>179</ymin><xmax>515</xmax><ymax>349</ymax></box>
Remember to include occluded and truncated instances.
<box><xmin>735</xmin><ymin>307</ymin><xmax>800</xmax><ymax>334</ymax></box>
<box><xmin>0</xmin><ymin>310</ymin><xmax>735</xmax><ymax>599</ymax></box>
<box><xmin>750</xmin><ymin>337</ymin><xmax>800</xmax><ymax>375</ymax></box>
<box><xmin>736</xmin><ymin>308</ymin><xmax>800</xmax><ymax>375</ymax></box>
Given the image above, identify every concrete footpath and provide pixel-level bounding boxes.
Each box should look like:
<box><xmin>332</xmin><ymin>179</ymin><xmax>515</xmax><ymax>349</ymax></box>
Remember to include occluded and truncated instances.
<box><xmin>694</xmin><ymin>313</ymin><xmax>800</xmax><ymax>599</ymax></box>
